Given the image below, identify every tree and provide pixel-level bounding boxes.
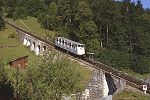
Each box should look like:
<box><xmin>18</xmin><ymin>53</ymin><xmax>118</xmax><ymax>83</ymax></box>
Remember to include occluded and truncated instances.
<box><xmin>136</xmin><ymin>0</ymin><xmax>143</xmax><ymax>15</ymax></box>
<box><xmin>6</xmin><ymin>51</ymin><xmax>83</xmax><ymax>100</ymax></box>
<box><xmin>57</xmin><ymin>0</ymin><xmax>79</xmax><ymax>38</ymax></box>
<box><xmin>89</xmin><ymin>0</ymin><xmax>116</xmax><ymax>48</ymax></box>
<box><xmin>27</xmin><ymin>51</ymin><xmax>82</xmax><ymax>99</ymax></box>
<box><xmin>6</xmin><ymin>67</ymin><xmax>27</xmax><ymax>99</ymax></box>
<box><xmin>0</xmin><ymin>0</ymin><xmax>5</xmax><ymax>30</ymax></box>
<box><xmin>27</xmin><ymin>0</ymin><xmax>46</xmax><ymax>17</ymax></box>
<box><xmin>132</xmin><ymin>14</ymin><xmax>150</xmax><ymax>55</ymax></box>
<box><xmin>75</xmin><ymin>1</ymin><xmax>101</xmax><ymax>53</ymax></box>
<box><xmin>38</xmin><ymin>2</ymin><xmax>60</xmax><ymax>38</ymax></box>
<box><xmin>0</xmin><ymin>59</ymin><xmax>14</xmax><ymax>100</ymax></box>
<box><xmin>0</xmin><ymin>59</ymin><xmax>7</xmax><ymax>84</ymax></box>
<box><xmin>44</xmin><ymin>0</ymin><xmax>52</xmax><ymax>7</ymax></box>
<box><xmin>5</xmin><ymin>0</ymin><xmax>17</xmax><ymax>18</ymax></box>
<box><xmin>132</xmin><ymin>55</ymin><xmax>150</xmax><ymax>74</ymax></box>
<box><xmin>13</xmin><ymin>7</ymin><xmax>27</xmax><ymax>20</ymax></box>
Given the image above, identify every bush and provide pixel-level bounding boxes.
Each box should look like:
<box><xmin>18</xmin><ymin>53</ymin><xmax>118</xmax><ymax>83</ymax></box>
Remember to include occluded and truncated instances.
<box><xmin>8</xmin><ymin>33</ymin><xmax>18</xmax><ymax>39</ymax></box>
<box><xmin>131</xmin><ymin>55</ymin><xmax>150</xmax><ymax>74</ymax></box>
<box><xmin>8</xmin><ymin>33</ymin><xmax>15</xmax><ymax>38</ymax></box>
<box><xmin>6</xmin><ymin>51</ymin><xmax>83</xmax><ymax>100</ymax></box>
<box><xmin>96</xmin><ymin>49</ymin><xmax>132</xmax><ymax>70</ymax></box>
<box><xmin>12</xmin><ymin>7</ymin><xmax>27</xmax><ymax>20</ymax></box>
<box><xmin>96</xmin><ymin>49</ymin><xmax>150</xmax><ymax>74</ymax></box>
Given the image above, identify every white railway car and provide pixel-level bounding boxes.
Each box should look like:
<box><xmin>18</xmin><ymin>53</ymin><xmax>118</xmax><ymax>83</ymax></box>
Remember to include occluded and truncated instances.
<box><xmin>55</xmin><ymin>37</ymin><xmax>85</xmax><ymax>55</ymax></box>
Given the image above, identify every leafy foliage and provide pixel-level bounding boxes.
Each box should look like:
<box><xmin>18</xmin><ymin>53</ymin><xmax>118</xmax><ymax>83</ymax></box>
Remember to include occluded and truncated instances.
<box><xmin>6</xmin><ymin>51</ymin><xmax>83</xmax><ymax>100</ymax></box>
<box><xmin>96</xmin><ymin>49</ymin><xmax>132</xmax><ymax>70</ymax></box>
<box><xmin>131</xmin><ymin>55</ymin><xmax>150</xmax><ymax>74</ymax></box>
<box><xmin>12</xmin><ymin>7</ymin><xmax>27</xmax><ymax>20</ymax></box>
<box><xmin>3</xmin><ymin>0</ymin><xmax>150</xmax><ymax>74</ymax></box>
<box><xmin>0</xmin><ymin>59</ymin><xmax>7</xmax><ymax>84</ymax></box>
<box><xmin>0</xmin><ymin>0</ymin><xmax>5</xmax><ymax>30</ymax></box>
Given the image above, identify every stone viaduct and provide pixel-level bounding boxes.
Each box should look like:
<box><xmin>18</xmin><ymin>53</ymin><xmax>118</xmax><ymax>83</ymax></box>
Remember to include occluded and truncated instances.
<box><xmin>18</xmin><ymin>29</ymin><xmax>47</xmax><ymax>55</ymax></box>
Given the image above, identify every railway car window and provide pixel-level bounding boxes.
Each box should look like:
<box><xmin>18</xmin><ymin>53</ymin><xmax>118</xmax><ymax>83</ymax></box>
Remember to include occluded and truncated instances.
<box><xmin>59</xmin><ymin>39</ymin><xmax>61</xmax><ymax>43</ymax></box>
<box><xmin>62</xmin><ymin>40</ymin><xmax>64</xmax><ymax>44</ymax></box>
<box><xmin>72</xmin><ymin>44</ymin><xmax>75</xmax><ymax>48</ymax></box>
<box><xmin>68</xmin><ymin>42</ymin><xmax>70</xmax><ymax>47</ymax></box>
<box><xmin>61</xmin><ymin>39</ymin><xmax>63</xmax><ymax>44</ymax></box>
<box><xmin>71</xmin><ymin>44</ymin><xmax>73</xmax><ymax>48</ymax></box>
<box><xmin>80</xmin><ymin>45</ymin><xmax>84</xmax><ymax>47</ymax></box>
<box><xmin>56</xmin><ymin>38</ymin><xmax>59</xmax><ymax>43</ymax></box>
<box><xmin>69</xmin><ymin>43</ymin><xmax>71</xmax><ymax>47</ymax></box>
<box><xmin>75</xmin><ymin>44</ymin><xmax>77</xmax><ymax>48</ymax></box>
<box><xmin>65</xmin><ymin>41</ymin><xmax>67</xmax><ymax>45</ymax></box>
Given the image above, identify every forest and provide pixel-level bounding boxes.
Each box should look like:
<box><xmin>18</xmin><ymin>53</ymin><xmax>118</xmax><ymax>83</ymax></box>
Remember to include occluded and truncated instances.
<box><xmin>0</xmin><ymin>0</ymin><xmax>150</xmax><ymax>74</ymax></box>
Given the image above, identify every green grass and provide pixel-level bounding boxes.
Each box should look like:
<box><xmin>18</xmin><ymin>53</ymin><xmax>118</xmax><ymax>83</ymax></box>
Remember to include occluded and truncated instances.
<box><xmin>76</xmin><ymin>64</ymin><xmax>93</xmax><ymax>89</ymax></box>
<box><xmin>0</xmin><ymin>16</ymin><xmax>55</xmax><ymax>62</ymax></box>
<box><xmin>113</xmin><ymin>90</ymin><xmax>150</xmax><ymax>100</ymax></box>
<box><xmin>0</xmin><ymin>45</ymin><xmax>33</xmax><ymax>63</ymax></box>
<box><xmin>0</xmin><ymin>25</ymin><xmax>18</xmax><ymax>46</ymax></box>
<box><xmin>7</xmin><ymin>17</ymin><xmax>56</xmax><ymax>39</ymax></box>
<box><xmin>122</xmin><ymin>69</ymin><xmax>150</xmax><ymax>80</ymax></box>
<box><xmin>0</xmin><ymin>24</ymin><xmax>34</xmax><ymax>63</ymax></box>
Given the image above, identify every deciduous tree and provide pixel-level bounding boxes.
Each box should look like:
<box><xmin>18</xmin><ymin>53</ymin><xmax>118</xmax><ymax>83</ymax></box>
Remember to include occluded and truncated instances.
<box><xmin>0</xmin><ymin>0</ymin><xmax>5</xmax><ymax>30</ymax></box>
<box><xmin>6</xmin><ymin>51</ymin><xmax>83</xmax><ymax>100</ymax></box>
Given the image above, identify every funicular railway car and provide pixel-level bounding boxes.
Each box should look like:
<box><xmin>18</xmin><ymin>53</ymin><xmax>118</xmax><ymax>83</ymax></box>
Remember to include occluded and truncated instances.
<box><xmin>55</xmin><ymin>37</ymin><xmax>85</xmax><ymax>55</ymax></box>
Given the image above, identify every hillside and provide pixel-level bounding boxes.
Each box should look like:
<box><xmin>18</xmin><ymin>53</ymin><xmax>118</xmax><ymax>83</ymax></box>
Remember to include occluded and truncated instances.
<box><xmin>0</xmin><ymin>0</ymin><xmax>150</xmax><ymax>99</ymax></box>
<box><xmin>7</xmin><ymin>17</ymin><xmax>56</xmax><ymax>39</ymax></box>
<box><xmin>113</xmin><ymin>89</ymin><xmax>150</xmax><ymax>100</ymax></box>
<box><xmin>0</xmin><ymin>24</ymin><xmax>33</xmax><ymax>63</ymax></box>
<box><xmin>0</xmin><ymin>17</ymin><xmax>93</xmax><ymax>99</ymax></box>
<box><xmin>1</xmin><ymin>0</ymin><xmax>150</xmax><ymax>75</ymax></box>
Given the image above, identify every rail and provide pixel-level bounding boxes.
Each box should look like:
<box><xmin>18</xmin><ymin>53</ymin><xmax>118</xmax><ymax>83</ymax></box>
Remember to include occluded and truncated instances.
<box><xmin>6</xmin><ymin>21</ymin><xmax>150</xmax><ymax>94</ymax></box>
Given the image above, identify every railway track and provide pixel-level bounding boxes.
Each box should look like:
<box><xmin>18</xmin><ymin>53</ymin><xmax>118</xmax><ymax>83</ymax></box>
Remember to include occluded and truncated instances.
<box><xmin>6</xmin><ymin>21</ymin><xmax>150</xmax><ymax>94</ymax></box>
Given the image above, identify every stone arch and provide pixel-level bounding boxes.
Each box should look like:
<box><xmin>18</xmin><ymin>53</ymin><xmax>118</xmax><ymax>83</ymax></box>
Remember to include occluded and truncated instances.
<box><xmin>105</xmin><ymin>73</ymin><xmax>117</xmax><ymax>95</ymax></box>
<box><xmin>42</xmin><ymin>45</ymin><xmax>47</xmax><ymax>51</ymax></box>
<box><xmin>26</xmin><ymin>39</ymin><xmax>31</xmax><ymax>46</ymax></box>
<box><xmin>35</xmin><ymin>44</ymin><xmax>41</xmax><ymax>55</ymax></box>
<box><xmin>23</xmin><ymin>38</ymin><xmax>28</xmax><ymax>45</ymax></box>
<box><xmin>30</xmin><ymin>41</ymin><xmax>35</xmax><ymax>51</ymax></box>
<box><xmin>38</xmin><ymin>45</ymin><xmax>41</xmax><ymax>51</ymax></box>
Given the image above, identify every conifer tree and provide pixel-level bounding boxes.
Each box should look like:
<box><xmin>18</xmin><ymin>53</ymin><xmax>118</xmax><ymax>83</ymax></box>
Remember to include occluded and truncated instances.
<box><xmin>75</xmin><ymin>0</ymin><xmax>101</xmax><ymax>53</ymax></box>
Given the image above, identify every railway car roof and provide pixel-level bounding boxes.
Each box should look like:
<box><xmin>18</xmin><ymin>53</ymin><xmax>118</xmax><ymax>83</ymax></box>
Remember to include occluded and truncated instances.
<box><xmin>56</xmin><ymin>37</ymin><xmax>85</xmax><ymax>46</ymax></box>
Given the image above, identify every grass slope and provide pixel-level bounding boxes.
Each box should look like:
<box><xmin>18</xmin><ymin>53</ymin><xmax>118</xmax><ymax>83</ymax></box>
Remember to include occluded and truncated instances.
<box><xmin>0</xmin><ymin>25</ymin><xmax>18</xmax><ymax>46</ymax></box>
<box><xmin>113</xmin><ymin>90</ymin><xmax>150</xmax><ymax>100</ymax></box>
<box><xmin>7</xmin><ymin>17</ymin><xmax>56</xmax><ymax>39</ymax></box>
<box><xmin>122</xmin><ymin>69</ymin><xmax>150</xmax><ymax>80</ymax></box>
<box><xmin>0</xmin><ymin>16</ymin><xmax>55</xmax><ymax>62</ymax></box>
<box><xmin>0</xmin><ymin>24</ymin><xmax>33</xmax><ymax>63</ymax></box>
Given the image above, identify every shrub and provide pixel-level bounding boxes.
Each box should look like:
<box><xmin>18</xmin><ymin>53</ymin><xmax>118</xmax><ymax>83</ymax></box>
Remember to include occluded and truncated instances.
<box><xmin>96</xmin><ymin>49</ymin><xmax>132</xmax><ymax>70</ymax></box>
<box><xmin>131</xmin><ymin>55</ymin><xmax>150</xmax><ymax>74</ymax></box>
